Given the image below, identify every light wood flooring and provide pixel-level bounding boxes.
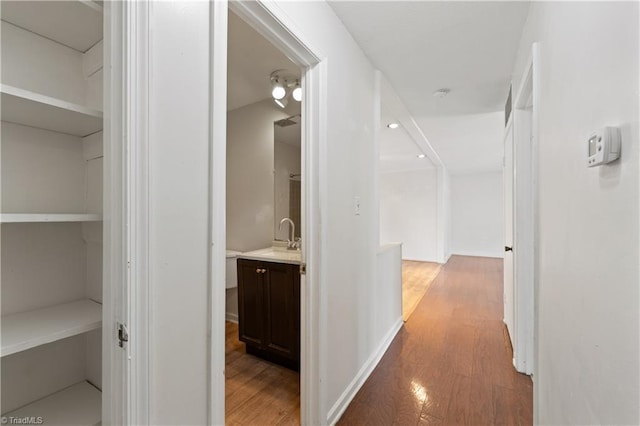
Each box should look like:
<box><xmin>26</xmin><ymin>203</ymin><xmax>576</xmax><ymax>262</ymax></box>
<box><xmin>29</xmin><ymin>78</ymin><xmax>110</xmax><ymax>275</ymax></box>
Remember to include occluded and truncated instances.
<box><xmin>225</xmin><ymin>321</ymin><xmax>300</xmax><ymax>425</ymax></box>
<box><xmin>402</xmin><ymin>260</ymin><xmax>442</xmax><ymax>321</ymax></box>
<box><xmin>338</xmin><ymin>255</ymin><xmax>533</xmax><ymax>425</ymax></box>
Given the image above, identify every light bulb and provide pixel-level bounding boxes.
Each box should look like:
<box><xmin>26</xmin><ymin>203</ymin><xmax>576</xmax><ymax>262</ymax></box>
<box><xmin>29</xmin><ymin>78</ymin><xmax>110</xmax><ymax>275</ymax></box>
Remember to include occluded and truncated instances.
<box><xmin>292</xmin><ymin>86</ymin><xmax>302</xmax><ymax>102</ymax></box>
<box><xmin>272</xmin><ymin>84</ymin><xmax>286</xmax><ymax>100</ymax></box>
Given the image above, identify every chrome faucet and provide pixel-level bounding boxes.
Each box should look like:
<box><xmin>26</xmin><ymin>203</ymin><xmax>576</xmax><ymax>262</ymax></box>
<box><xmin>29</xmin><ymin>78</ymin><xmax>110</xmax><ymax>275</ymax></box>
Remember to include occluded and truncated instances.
<box><xmin>279</xmin><ymin>217</ymin><xmax>300</xmax><ymax>250</ymax></box>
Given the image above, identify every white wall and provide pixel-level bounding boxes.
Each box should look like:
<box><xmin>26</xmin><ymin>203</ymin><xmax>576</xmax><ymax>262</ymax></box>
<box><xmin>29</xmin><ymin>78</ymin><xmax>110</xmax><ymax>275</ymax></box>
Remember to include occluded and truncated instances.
<box><xmin>262</xmin><ymin>2</ymin><xmax>402</xmax><ymax>423</ymax></box>
<box><xmin>147</xmin><ymin>2</ymin><xmax>211</xmax><ymax>424</ymax></box>
<box><xmin>379</xmin><ymin>169</ymin><xmax>438</xmax><ymax>262</ymax></box>
<box><xmin>451</xmin><ymin>171</ymin><xmax>504</xmax><ymax>258</ymax></box>
<box><xmin>226</xmin><ymin>99</ymin><xmax>292</xmax><ymax>252</ymax></box>
<box><xmin>512</xmin><ymin>3</ymin><xmax>639</xmax><ymax>424</ymax></box>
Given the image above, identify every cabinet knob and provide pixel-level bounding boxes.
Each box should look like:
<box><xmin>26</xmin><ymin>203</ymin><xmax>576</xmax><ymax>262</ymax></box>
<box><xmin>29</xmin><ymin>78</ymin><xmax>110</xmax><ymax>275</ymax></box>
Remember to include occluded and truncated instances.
<box><xmin>261</xmin><ymin>269</ymin><xmax>267</xmax><ymax>273</ymax></box>
<box><xmin>256</xmin><ymin>268</ymin><xmax>261</xmax><ymax>273</ymax></box>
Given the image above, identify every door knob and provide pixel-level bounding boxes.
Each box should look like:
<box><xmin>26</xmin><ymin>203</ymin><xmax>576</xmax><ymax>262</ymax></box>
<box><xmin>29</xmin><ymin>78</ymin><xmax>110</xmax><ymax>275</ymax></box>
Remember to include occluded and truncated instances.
<box><xmin>505</xmin><ymin>246</ymin><xmax>513</xmax><ymax>252</ymax></box>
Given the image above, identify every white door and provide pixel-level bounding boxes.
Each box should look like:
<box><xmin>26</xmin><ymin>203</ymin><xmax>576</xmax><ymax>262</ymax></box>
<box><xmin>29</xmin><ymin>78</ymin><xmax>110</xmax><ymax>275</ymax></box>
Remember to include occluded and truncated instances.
<box><xmin>503</xmin><ymin>121</ymin><xmax>515</xmax><ymax>347</ymax></box>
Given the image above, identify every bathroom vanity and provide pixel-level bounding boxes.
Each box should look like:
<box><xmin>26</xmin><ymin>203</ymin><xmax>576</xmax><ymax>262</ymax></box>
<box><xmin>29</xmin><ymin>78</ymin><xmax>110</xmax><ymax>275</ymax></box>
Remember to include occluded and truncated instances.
<box><xmin>237</xmin><ymin>247</ymin><xmax>301</xmax><ymax>370</ymax></box>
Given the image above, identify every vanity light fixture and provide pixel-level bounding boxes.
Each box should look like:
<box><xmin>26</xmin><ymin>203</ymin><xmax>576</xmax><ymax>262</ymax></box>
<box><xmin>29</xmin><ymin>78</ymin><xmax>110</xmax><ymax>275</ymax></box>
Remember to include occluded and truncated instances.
<box><xmin>271</xmin><ymin>70</ymin><xmax>301</xmax><ymax>108</ymax></box>
<box><xmin>417</xmin><ymin>153</ymin><xmax>427</xmax><ymax>159</ymax></box>
<box><xmin>387</xmin><ymin>122</ymin><xmax>399</xmax><ymax>129</ymax></box>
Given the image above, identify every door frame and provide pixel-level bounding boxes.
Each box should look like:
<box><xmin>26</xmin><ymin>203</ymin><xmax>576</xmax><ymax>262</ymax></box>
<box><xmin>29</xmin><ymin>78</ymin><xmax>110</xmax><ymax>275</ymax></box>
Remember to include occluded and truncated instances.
<box><xmin>510</xmin><ymin>43</ymin><xmax>540</xmax><ymax>375</ymax></box>
<box><xmin>104</xmin><ymin>1</ymin><xmax>151</xmax><ymax>424</ymax></box>
<box><xmin>503</xmin><ymin>117</ymin><xmax>515</xmax><ymax>348</ymax></box>
<box><xmin>210</xmin><ymin>1</ymin><xmax>326</xmax><ymax>424</ymax></box>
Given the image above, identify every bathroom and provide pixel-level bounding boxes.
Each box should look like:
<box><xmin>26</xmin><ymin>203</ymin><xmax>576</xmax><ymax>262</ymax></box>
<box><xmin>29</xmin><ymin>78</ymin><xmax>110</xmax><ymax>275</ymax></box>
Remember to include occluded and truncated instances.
<box><xmin>224</xmin><ymin>10</ymin><xmax>303</xmax><ymax>423</ymax></box>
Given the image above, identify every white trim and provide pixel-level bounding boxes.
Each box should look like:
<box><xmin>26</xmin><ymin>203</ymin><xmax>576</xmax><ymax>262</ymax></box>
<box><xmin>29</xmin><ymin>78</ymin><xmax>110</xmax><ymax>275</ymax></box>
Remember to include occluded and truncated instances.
<box><xmin>510</xmin><ymin>43</ymin><xmax>539</xmax><ymax>376</ymax></box>
<box><xmin>451</xmin><ymin>251</ymin><xmax>504</xmax><ymax>259</ymax></box>
<box><xmin>125</xmin><ymin>1</ymin><xmax>152</xmax><ymax>423</ymax></box>
<box><xmin>103</xmin><ymin>1</ymin><xmax>127</xmax><ymax>424</ymax></box>
<box><xmin>209</xmin><ymin>3</ymin><xmax>228</xmax><ymax>425</ymax></box>
<box><xmin>104</xmin><ymin>1</ymin><xmax>152</xmax><ymax>424</ymax></box>
<box><xmin>326</xmin><ymin>318</ymin><xmax>403</xmax><ymax>425</ymax></box>
<box><xmin>216</xmin><ymin>2</ymin><xmax>325</xmax><ymax>424</ymax></box>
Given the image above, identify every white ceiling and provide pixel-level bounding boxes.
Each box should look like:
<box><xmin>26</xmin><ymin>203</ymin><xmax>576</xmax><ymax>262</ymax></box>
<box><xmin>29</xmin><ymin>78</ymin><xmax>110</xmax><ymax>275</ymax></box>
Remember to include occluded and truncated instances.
<box><xmin>227</xmin><ymin>11</ymin><xmax>300</xmax><ymax>111</ymax></box>
<box><xmin>418</xmin><ymin>112</ymin><xmax>504</xmax><ymax>174</ymax></box>
<box><xmin>380</xmin><ymin>107</ymin><xmax>434</xmax><ymax>173</ymax></box>
<box><xmin>329</xmin><ymin>1</ymin><xmax>530</xmax><ymax>117</ymax></box>
<box><xmin>329</xmin><ymin>1</ymin><xmax>529</xmax><ymax>173</ymax></box>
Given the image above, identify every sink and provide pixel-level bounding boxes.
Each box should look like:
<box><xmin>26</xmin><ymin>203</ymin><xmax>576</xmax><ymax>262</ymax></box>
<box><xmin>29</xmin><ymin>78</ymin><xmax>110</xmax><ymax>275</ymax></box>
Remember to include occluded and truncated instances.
<box><xmin>238</xmin><ymin>246</ymin><xmax>302</xmax><ymax>265</ymax></box>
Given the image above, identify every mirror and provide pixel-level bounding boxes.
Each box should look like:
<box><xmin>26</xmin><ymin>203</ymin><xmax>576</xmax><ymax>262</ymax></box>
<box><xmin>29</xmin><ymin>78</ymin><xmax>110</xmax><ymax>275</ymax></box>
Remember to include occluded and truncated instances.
<box><xmin>274</xmin><ymin>115</ymin><xmax>301</xmax><ymax>241</ymax></box>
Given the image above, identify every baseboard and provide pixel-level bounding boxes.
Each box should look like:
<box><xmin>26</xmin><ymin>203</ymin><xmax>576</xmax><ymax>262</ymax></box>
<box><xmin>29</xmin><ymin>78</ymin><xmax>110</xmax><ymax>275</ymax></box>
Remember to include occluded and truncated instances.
<box><xmin>225</xmin><ymin>312</ymin><xmax>238</xmax><ymax>323</ymax></box>
<box><xmin>451</xmin><ymin>251</ymin><xmax>503</xmax><ymax>259</ymax></box>
<box><xmin>326</xmin><ymin>317</ymin><xmax>403</xmax><ymax>425</ymax></box>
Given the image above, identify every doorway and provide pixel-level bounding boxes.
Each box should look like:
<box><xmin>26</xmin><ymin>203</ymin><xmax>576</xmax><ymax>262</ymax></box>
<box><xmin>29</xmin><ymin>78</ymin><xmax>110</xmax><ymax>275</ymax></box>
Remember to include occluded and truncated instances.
<box><xmin>224</xmin><ymin>9</ymin><xmax>303</xmax><ymax>421</ymax></box>
<box><xmin>210</xmin><ymin>2</ymin><xmax>324</xmax><ymax>424</ymax></box>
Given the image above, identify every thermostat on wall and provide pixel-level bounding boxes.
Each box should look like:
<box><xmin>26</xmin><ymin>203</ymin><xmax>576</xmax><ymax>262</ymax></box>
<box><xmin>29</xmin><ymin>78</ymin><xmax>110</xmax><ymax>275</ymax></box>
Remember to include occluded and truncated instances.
<box><xmin>587</xmin><ymin>127</ymin><xmax>621</xmax><ymax>167</ymax></box>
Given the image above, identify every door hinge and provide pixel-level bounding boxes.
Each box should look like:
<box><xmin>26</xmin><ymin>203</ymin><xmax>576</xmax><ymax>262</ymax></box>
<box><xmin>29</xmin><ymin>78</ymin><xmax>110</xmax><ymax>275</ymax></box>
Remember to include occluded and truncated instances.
<box><xmin>117</xmin><ymin>322</ymin><xmax>129</xmax><ymax>348</ymax></box>
<box><xmin>299</xmin><ymin>263</ymin><xmax>307</xmax><ymax>275</ymax></box>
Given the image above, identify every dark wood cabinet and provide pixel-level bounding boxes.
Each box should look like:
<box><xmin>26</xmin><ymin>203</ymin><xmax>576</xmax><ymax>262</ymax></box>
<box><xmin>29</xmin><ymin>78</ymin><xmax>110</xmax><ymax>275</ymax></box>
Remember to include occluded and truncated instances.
<box><xmin>237</xmin><ymin>258</ymin><xmax>300</xmax><ymax>370</ymax></box>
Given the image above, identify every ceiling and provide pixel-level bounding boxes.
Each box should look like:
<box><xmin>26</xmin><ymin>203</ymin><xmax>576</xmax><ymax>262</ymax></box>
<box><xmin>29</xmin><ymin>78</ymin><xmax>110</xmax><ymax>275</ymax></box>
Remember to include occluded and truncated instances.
<box><xmin>380</xmin><ymin>107</ymin><xmax>434</xmax><ymax>173</ymax></box>
<box><xmin>227</xmin><ymin>10</ymin><xmax>300</xmax><ymax>111</ymax></box>
<box><xmin>418</xmin><ymin>112</ymin><xmax>504</xmax><ymax>174</ymax></box>
<box><xmin>329</xmin><ymin>1</ymin><xmax>530</xmax><ymax>117</ymax></box>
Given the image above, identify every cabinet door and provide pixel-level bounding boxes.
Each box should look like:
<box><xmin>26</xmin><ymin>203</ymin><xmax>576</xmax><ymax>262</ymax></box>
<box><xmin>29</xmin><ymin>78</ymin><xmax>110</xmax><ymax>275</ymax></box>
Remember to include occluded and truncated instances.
<box><xmin>237</xmin><ymin>259</ymin><xmax>264</xmax><ymax>346</ymax></box>
<box><xmin>263</xmin><ymin>262</ymin><xmax>300</xmax><ymax>360</ymax></box>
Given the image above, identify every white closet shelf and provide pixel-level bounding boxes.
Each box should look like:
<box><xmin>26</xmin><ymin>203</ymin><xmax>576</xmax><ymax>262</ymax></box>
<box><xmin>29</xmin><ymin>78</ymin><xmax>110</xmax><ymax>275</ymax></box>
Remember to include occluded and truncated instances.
<box><xmin>0</xmin><ymin>214</ymin><xmax>103</xmax><ymax>223</ymax></box>
<box><xmin>1</xmin><ymin>85</ymin><xmax>103</xmax><ymax>137</ymax></box>
<box><xmin>1</xmin><ymin>299</ymin><xmax>102</xmax><ymax>357</ymax></box>
<box><xmin>1</xmin><ymin>0</ymin><xmax>103</xmax><ymax>53</ymax></box>
<box><xmin>3</xmin><ymin>381</ymin><xmax>101</xmax><ymax>426</ymax></box>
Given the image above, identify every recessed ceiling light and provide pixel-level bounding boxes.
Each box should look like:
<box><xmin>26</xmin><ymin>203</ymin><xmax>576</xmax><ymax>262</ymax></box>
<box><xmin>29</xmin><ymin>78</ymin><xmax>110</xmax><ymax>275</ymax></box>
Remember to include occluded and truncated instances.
<box><xmin>387</xmin><ymin>123</ymin><xmax>399</xmax><ymax>129</ymax></box>
<box><xmin>417</xmin><ymin>154</ymin><xmax>426</xmax><ymax>159</ymax></box>
<box><xmin>433</xmin><ymin>88</ymin><xmax>450</xmax><ymax>98</ymax></box>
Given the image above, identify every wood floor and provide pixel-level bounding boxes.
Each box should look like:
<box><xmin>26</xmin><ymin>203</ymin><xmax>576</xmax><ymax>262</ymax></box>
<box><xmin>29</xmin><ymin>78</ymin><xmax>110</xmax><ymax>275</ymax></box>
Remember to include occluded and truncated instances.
<box><xmin>225</xmin><ymin>321</ymin><xmax>300</xmax><ymax>425</ymax></box>
<box><xmin>338</xmin><ymin>255</ymin><xmax>533</xmax><ymax>426</ymax></box>
<box><xmin>402</xmin><ymin>260</ymin><xmax>442</xmax><ymax>321</ymax></box>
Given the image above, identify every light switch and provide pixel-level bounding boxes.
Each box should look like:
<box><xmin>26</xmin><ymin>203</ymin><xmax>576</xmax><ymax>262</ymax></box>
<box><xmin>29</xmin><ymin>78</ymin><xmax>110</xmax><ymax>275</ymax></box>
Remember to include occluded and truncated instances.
<box><xmin>354</xmin><ymin>196</ymin><xmax>361</xmax><ymax>215</ymax></box>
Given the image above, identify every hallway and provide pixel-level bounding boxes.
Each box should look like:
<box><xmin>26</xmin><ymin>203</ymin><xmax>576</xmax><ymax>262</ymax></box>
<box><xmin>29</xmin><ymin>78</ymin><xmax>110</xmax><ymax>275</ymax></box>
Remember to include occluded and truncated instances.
<box><xmin>338</xmin><ymin>256</ymin><xmax>532</xmax><ymax>425</ymax></box>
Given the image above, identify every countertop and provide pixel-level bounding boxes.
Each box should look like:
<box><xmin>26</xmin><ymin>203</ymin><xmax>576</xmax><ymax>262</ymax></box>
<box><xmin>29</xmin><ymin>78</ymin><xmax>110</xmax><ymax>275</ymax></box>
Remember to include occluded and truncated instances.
<box><xmin>237</xmin><ymin>246</ymin><xmax>302</xmax><ymax>265</ymax></box>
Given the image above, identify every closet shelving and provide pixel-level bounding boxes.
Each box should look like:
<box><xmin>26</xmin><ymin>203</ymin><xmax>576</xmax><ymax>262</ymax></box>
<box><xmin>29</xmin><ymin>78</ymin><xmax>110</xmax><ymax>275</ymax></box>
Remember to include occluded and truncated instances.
<box><xmin>1</xmin><ymin>84</ymin><xmax>103</xmax><ymax>137</ymax></box>
<box><xmin>0</xmin><ymin>214</ymin><xmax>102</xmax><ymax>223</ymax></box>
<box><xmin>1</xmin><ymin>300</ymin><xmax>102</xmax><ymax>357</ymax></box>
<box><xmin>1</xmin><ymin>0</ymin><xmax>106</xmax><ymax>423</ymax></box>
<box><xmin>3</xmin><ymin>382</ymin><xmax>102</xmax><ymax>426</ymax></box>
